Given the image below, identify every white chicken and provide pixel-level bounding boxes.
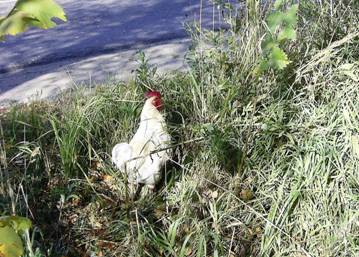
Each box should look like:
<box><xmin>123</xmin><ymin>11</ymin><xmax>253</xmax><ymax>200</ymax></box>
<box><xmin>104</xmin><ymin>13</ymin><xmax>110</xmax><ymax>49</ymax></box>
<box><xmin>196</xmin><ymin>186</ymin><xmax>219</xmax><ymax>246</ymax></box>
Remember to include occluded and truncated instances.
<box><xmin>112</xmin><ymin>91</ymin><xmax>171</xmax><ymax>191</ymax></box>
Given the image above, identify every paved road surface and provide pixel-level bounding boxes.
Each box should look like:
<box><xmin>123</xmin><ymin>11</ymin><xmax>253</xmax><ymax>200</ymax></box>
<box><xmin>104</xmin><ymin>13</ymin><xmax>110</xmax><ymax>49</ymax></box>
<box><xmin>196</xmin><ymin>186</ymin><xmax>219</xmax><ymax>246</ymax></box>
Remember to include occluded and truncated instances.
<box><xmin>0</xmin><ymin>0</ymin><xmax>227</xmax><ymax>105</ymax></box>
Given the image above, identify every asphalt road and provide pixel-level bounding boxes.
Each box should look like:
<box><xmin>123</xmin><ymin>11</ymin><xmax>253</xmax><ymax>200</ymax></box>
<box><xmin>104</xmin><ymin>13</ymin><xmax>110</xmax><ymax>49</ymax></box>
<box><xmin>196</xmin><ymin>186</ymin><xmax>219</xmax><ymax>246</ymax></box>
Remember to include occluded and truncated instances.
<box><xmin>0</xmin><ymin>0</ymin><xmax>226</xmax><ymax>104</ymax></box>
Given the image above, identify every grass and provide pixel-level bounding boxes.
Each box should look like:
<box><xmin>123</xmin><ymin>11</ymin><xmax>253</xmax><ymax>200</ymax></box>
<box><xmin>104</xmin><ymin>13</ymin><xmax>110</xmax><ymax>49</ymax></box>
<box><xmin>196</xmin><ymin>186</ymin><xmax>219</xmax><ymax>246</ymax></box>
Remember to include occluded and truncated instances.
<box><xmin>1</xmin><ymin>0</ymin><xmax>359</xmax><ymax>256</ymax></box>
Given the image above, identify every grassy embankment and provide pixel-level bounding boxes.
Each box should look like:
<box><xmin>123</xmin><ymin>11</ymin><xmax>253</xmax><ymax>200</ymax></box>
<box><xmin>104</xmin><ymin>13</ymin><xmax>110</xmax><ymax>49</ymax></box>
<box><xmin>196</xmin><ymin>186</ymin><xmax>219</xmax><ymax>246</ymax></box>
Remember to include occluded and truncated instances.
<box><xmin>1</xmin><ymin>0</ymin><xmax>358</xmax><ymax>256</ymax></box>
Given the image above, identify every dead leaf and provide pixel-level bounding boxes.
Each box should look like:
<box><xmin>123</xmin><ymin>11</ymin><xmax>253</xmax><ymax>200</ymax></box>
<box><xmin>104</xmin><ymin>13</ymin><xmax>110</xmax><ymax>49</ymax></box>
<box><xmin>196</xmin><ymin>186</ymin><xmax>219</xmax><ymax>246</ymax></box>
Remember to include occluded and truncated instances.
<box><xmin>91</xmin><ymin>160</ymin><xmax>103</xmax><ymax>170</ymax></box>
<box><xmin>102</xmin><ymin>175</ymin><xmax>113</xmax><ymax>182</ymax></box>
<box><xmin>240</xmin><ymin>189</ymin><xmax>254</xmax><ymax>202</ymax></box>
<box><xmin>211</xmin><ymin>190</ymin><xmax>219</xmax><ymax>199</ymax></box>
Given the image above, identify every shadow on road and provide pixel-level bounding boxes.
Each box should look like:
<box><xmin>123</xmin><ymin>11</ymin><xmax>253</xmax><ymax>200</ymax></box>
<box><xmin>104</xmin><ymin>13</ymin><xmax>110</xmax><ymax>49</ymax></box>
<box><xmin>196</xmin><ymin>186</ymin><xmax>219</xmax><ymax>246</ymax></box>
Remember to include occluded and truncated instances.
<box><xmin>0</xmin><ymin>0</ymin><xmax>229</xmax><ymax>100</ymax></box>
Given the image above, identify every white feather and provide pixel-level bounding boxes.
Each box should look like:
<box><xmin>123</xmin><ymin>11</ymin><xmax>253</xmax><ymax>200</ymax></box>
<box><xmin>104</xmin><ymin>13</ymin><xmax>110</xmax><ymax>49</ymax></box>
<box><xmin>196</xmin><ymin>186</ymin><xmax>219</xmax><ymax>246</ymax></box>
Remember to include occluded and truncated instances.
<box><xmin>112</xmin><ymin>143</ymin><xmax>133</xmax><ymax>170</ymax></box>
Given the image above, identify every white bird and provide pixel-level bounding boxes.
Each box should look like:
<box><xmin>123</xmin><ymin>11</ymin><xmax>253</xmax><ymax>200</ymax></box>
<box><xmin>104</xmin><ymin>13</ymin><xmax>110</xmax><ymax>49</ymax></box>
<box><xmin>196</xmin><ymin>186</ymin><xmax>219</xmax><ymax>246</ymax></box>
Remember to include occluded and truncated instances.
<box><xmin>112</xmin><ymin>91</ymin><xmax>171</xmax><ymax>190</ymax></box>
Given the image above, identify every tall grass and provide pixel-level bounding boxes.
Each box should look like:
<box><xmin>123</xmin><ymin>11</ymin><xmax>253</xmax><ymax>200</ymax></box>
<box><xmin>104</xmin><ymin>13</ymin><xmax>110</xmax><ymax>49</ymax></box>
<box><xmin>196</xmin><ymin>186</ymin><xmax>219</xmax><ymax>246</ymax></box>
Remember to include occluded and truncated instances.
<box><xmin>1</xmin><ymin>0</ymin><xmax>358</xmax><ymax>256</ymax></box>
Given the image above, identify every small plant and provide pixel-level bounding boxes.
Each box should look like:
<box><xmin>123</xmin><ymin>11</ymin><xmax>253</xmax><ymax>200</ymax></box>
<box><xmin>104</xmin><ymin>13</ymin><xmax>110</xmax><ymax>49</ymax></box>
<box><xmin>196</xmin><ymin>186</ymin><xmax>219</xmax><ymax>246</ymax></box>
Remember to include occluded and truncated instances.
<box><xmin>135</xmin><ymin>51</ymin><xmax>158</xmax><ymax>91</ymax></box>
<box><xmin>257</xmin><ymin>0</ymin><xmax>298</xmax><ymax>73</ymax></box>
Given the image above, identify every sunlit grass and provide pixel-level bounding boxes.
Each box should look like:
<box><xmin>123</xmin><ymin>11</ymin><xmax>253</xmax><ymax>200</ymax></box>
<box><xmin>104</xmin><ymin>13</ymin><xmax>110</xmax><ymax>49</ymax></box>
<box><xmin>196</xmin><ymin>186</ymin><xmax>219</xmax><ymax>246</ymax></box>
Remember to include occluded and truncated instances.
<box><xmin>1</xmin><ymin>0</ymin><xmax>358</xmax><ymax>256</ymax></box>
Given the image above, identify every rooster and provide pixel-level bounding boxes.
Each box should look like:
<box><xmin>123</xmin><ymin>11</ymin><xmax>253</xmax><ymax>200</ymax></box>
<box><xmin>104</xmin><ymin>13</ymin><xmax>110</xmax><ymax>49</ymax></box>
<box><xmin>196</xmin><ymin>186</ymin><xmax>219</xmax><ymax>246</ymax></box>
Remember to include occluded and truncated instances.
<box><xmin>112</xmin><ymin>91</ymin><xmax>171</xmax><ymax>192</ymax></box>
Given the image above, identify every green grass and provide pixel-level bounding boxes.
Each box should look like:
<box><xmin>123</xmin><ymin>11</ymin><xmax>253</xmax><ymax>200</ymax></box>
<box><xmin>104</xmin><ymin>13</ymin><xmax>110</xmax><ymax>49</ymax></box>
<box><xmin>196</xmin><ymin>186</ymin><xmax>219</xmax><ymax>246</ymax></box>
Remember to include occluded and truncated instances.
<box><xmin>1</xmin><ymin>0</ymin><xmax>359</xmax><ymax>256</ymax></box>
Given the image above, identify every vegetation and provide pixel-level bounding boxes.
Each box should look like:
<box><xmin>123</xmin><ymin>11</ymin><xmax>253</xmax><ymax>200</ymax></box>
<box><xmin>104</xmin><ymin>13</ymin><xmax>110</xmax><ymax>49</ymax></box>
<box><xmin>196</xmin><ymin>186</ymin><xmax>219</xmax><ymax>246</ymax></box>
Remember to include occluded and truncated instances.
<box><xmin>0</xmin><ymin>216</ymin><xmax>32</xmax><ymax>257</ymax></box>
<box><xmin>257</xmin><ymin>0</ymin><xmax>298</xmax><ymax>72</ymax></box>
<box><xmin>1</xmin><ymin>0</ymin><xmax>358</xmax><ymax>256</ymax></box>
<box><xmin>0</xmin><ymin>0</ymin><xmax>66</xmax><ymax>40</ymax></box>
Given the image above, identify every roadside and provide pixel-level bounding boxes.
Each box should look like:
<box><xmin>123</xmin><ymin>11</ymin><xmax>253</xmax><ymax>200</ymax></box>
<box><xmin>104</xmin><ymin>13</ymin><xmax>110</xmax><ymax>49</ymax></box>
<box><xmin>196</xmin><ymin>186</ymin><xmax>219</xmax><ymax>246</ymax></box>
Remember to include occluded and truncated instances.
<box><xmin>0</xmin><ymin>38</ymin><xmax>191</xmax><ymax>104</ymax></box>
<box><xmin>0</xmin><ymin>0</ymin><xmax>225</xmax><ymax>105</ymax></box>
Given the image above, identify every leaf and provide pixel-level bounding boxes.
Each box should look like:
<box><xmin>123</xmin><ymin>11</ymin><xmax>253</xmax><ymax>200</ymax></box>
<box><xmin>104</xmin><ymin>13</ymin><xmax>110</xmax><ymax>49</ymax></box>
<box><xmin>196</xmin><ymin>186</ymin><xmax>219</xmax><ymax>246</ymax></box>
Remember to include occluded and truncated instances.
<box><xmin>274</xmin><ymin>0</ymin><xmax>286</xmax><ymax>9</ymax></box>
<box><xmin>267</xmin><ymin>4</ymin><xmax>298</xmax><ymax>36</ymax></box>
<box><xmin>239</xmin><ymin>189</ymin><xmax>254</xmax><ymax>201</ymax></box>
<box><xmin>267</xmin><ymin>12</ymin><xmax>283</xmax><ymax>33</ymax></box>
<box><xmin>179</xmin><ymin>233</ymin><xmax>193</xmax><ymax>257</ymax></box>
<box><xmin>278</xmin><ymin>26</ymin><xmax>296</xmax><ymax>41</ymax></box>
<box><xmin>211</xmin><ymin>190</ymin><xmax>219</xmax><ymax>199</ymax></box>
<box><xmin>261</xmin><ymin>36</ymin><xmax>276</xmax><ymax>51</ymax></box>
<box><xmin>101</xmin><ymin>174</ymin><xmax>113</xmax><ymax>182</ymax></box>
<box><xmin>196</xmin><ymin>236</ymin><xmax>206</xmax><ymax>257</ymax></box>
<box><xmin>269</xmin><ymin>45</ymin><xmax>290</xmax><ymax>70</ymax></box>
<box><xmin>168</xmin><ymin>219</ymin><xmax>182</xmax><ymax>247</ymax></box>
<box><xmin>14</xmin><ymin>0</ymin><xmax>67</xmax><ymax>28</ymax></box>
<box><xmin>283</xmin><ymin>4</ymin><xmax>298</xmax><ymax>27</ymax></box>
<box><xmin>0</xmin><ymin>0</ymin><xmax>66</xmax><ymax>39</ymax></box>
<box><xmin>5</xmin><ymin>216</ymin><xmax>32</xmax><ymax>235</ymax></box>
<box><xmin>254</xmin><ymin>59</ymin><xmax>270</xmax><ymax>74</ymax></box>
<box><xmin>0</xmin><ymin>11</ymin><xmax>38</xmax><ymax>37</ymax></box>
<box><xmin>0</xmin><ymin>224</ymin><xmax>24</xmax><ymax>257</ymax></box>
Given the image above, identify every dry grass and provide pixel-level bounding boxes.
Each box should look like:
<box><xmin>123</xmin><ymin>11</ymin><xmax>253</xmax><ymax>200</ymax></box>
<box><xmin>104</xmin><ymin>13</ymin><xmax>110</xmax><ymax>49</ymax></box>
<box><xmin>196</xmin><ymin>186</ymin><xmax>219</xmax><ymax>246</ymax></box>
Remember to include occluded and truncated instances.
<box><xmin>1</xmin><ymin>0</ymin><xmax>358</xmax><ymax>256</ymax></box>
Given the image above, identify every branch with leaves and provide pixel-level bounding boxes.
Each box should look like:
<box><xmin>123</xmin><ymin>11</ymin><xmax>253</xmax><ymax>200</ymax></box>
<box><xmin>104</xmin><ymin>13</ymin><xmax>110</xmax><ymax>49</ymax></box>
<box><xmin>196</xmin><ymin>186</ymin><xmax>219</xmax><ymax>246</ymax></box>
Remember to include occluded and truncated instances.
<box><xmin>256</xmin><ymin>0</ymin><xmax>299</xmax><ymax>73</ymax></box>
<box><xmin>0</xmin><ymin>0</ymin><xmax>66</xmax><ymax>41</ymax></box>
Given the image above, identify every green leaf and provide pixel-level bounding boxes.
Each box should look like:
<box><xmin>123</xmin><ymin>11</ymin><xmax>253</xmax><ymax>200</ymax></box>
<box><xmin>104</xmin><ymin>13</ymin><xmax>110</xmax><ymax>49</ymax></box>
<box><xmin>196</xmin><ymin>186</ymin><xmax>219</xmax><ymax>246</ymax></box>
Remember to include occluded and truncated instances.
<box><xmin>274</xmin><ymin>0</ymin><xmax>286</xmax><ymax>9</ymax></box>
<box><xmin>168</xmin><ymin>218</ymin><xmax>182</xmax><ymax>247</ymax></box>
<box><xmin>262</xmin><ymin>36</ymin><xmax>276</xmax><ymax>50</ymax></box>
<box><xmin>267</xmin><ymin>11</ymin><xmax>283</xmax><ymax>33</ymax></box>
<box><xmin>6</xmin><ymin>216</ymin><xmax>32</xmax><ymax>235</ymax></box>
<box><xmin>179</xmin><ymin>233</ymin><xmax>193</xmax><ymax>257</ymax></box>
<box><xmin>14</xmin><ymin>0</ymin><xmax>67</xmax><ymax>28</ymax></box>
<box><xmin>254</xmin><ymin>59</ymin><xmax>269</xmax><ymax>74</ymax></box>
<box><xmin>269</xmin><ymin>45</ymin><xmax>290</xmax><ymax>70</ymax></box>
<box><xmin>0</xmin><ymin>0</ymin><xmax>66</xmax><ymax>39</ymax></box>
<box><xmin>196</xmin><ymin>236</ymin><xmax>206</xmax><ymax>257</ymax></box>
<box><xmin>277</xmin><ymin>26</ymin><xmax>297</xmax><ymax>41</ymax></box>
<box><xmin>0</xmin><ymin>223</ymin><xmax>24</xmax><ymax>257</ymax></box>
<box><xmin>257</xmin><ymin>43</ymin><xmax>290</xmax><ymax>73</ymax></box>
<box><xmin>283</xmin><ymin>4</ymin><xmax>298</xmax><ymax>27</ymax></box>
<box><xmin>0</xmin><ymin>11</ymin><xmax>38</xmax><ymax>37</ymax></box>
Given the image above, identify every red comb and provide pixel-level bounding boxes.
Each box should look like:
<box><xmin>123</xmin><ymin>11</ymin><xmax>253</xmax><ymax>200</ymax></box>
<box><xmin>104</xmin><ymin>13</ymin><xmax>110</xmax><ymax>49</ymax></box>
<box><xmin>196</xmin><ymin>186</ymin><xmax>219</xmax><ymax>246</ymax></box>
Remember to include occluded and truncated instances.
<box><xmin>145</xmin><ymin>91</ymin><xmax>161</xmax><ymax>99</ymax></box>
<box><xmin>144</xmin><ymin>91</ymin><xmax>163</xmax><ymax>110</ymax></box>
